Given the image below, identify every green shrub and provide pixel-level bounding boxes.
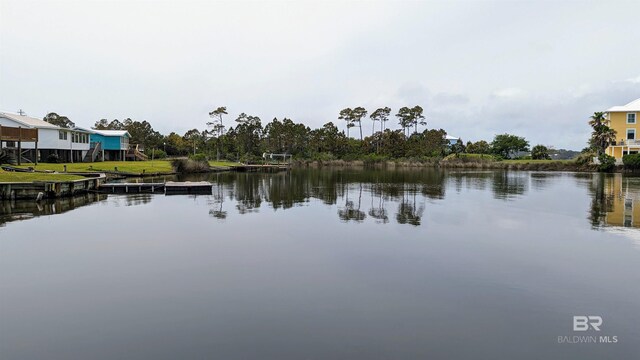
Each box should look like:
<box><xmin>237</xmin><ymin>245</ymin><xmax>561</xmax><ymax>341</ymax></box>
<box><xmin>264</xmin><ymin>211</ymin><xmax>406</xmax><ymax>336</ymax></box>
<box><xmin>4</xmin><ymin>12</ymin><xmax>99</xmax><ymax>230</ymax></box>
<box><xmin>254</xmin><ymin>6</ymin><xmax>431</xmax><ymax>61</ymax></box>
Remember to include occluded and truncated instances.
<box><xmin>310</xmin><ymin>152</ymin><xmax>335</xmax><ymax>161</ymax></box>
<box><xmin>189</xmin><ymin>153</ymin><xmax>208</xmax><ymax>162</ymax></box>
<box><xmin>238</xmin><ymin>154</ymin><xmax>263</xmax><ymax>164</ymax></box>
<box><xmin>597</xmin><ymin>153</ymin><xmax>616</xmax><ymax>172</ymax></box>
<box><xmin>171</xmin><ymin>159</ymin><xmax>210</xmax><ymax>173</ymax></box>
<box><xmin>441</xmin><ymin>153</ymin><xmax>497</xmax><ymax>163</ymax></box>
<box><xmin>575</xmin><ymin>151</ymin><xmax>595</xmax><ymax>165</ymax></box>
<box><xmin>45</xmin><ymin>153</ymin><xmax>60</xmax><ymax>163</ymax></box>
<box><xmin>531</xmin><ymin>144</ymin><xmax>551</xmax><ymax>160</ymax></box>
<box><xmin>361</xmin><ymin>154</ymin><xmax>388</xmax><ymax>165</ymax></box>
<box><xmin>149</xmin><ymin>149</ymin><xmax>167</xmax><ymax>159</ymax></box>
<box><xmin>622</xmin><ymin>153</ymin><xmax>640</xmax><ymax>170</ymax></box>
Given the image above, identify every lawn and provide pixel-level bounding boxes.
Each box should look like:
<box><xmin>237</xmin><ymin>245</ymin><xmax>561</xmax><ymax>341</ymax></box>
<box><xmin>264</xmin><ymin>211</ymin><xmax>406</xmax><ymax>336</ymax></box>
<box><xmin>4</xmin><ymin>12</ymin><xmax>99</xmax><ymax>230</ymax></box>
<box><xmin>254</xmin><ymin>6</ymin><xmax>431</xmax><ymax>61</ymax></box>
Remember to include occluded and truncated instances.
<box><xmin>0</xmin><ymin>170</ymin><xmax>84</xmax><ymax>182</ymax></box>
<box><xmin>13</xmin><ymin>160</ymin><xmax>175</xmax><ymax>174</ymax></box>
<box><xmin>11</xmin><ymin>160</ymin><xmax>240</xmax><ymax>175</ymax></box>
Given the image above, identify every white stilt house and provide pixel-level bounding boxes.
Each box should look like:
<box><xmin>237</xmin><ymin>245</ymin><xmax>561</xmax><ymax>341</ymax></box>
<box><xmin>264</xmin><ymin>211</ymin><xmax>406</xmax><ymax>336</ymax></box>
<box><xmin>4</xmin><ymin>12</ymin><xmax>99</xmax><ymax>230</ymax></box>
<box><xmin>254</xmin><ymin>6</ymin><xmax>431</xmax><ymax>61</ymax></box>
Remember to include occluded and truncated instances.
<box><xmin>0</xmin><ymin>112</ymin><xmax>91</xmax><ymax>164</ymax></box>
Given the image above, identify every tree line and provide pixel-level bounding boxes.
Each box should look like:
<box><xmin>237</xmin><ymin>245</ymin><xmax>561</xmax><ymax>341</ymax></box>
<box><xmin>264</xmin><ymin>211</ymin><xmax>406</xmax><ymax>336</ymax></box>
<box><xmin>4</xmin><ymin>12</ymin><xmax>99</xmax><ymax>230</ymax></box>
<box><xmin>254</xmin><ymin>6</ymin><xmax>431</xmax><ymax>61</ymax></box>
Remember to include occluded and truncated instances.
<box><xmin>41</xmin><ymin>107</ymin><xmax>550</xmax><ymax>162</ymax></box>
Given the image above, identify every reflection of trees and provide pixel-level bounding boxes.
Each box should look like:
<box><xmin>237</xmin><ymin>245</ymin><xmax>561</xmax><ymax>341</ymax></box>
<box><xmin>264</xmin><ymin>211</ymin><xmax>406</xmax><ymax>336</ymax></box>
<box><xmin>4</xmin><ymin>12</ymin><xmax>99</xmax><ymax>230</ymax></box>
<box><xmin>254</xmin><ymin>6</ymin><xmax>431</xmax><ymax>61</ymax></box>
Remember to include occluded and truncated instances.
<box><xmin>530</xmin><ymin>173</ymin><xmax>562</xmax><ymax>191</ymax></box>
<box><xmin>492</xmin><ymin>171</ymin><xmax>528</xmax><ymax>200</ymax></box>
<box><xmin>264</xmin><ymin>172</ymin><xmax>308</xmax><ymax>210</ymax></box>
<box><xmin>587</xmin><ymin>173</ymin><xmax>617</xmax><ymax>228</ymax></box>
<box><xmin>194</xmin><ymin>168</ymin><xmax>451</xmax><ymax>221</ymax></box>
<box><xmin>421</xmin><ymin>170</ymin><xmax>446</xmax><ymax>199</ymax></box>
<box><xmin>307</xmin><ymin>170</ymin><xmax>340</xmax><ymax>205</ymax></box>
<box><xmin>448</xmin><ymin>170</ymin><xmax>532</xmax><ymax>200</ymax></box>
<box><xmin>446</xmin><ymin>171</ymin><xmax>491</xmax><ymax>192</ymax></box>
<box><xmin>338</xmin><ymin>183</ymin><xmax>366</xmax><ymax>222</ymax></box>
<box><xmin>209</xmin><ymin>176</ymin><xmax>228</xmax><ymax>220</ymax></box>
<box><xmin>368</xmin><ymin>183</ymin><xmax>389</xmax><ymax>224</ymax></box>
<box><xmin>396</xmin><ymin>185</ymin><xmax>424</xmax><ymax>226</ymax></box>
<box><xmin>232</xmin><ymin>173</ymin><xmax>263</xmax><ymax>214</ymax></box>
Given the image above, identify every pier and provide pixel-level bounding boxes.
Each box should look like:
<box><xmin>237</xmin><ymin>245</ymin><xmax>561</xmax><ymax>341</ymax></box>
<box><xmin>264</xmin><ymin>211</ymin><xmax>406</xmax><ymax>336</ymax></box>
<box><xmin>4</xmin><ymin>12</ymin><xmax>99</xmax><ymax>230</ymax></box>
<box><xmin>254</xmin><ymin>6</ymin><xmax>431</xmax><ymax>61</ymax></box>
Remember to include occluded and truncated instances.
<box><xmin>99</xmin><ymin>181</ymin><xmax>213</xmax><ymax>195</ymax></box>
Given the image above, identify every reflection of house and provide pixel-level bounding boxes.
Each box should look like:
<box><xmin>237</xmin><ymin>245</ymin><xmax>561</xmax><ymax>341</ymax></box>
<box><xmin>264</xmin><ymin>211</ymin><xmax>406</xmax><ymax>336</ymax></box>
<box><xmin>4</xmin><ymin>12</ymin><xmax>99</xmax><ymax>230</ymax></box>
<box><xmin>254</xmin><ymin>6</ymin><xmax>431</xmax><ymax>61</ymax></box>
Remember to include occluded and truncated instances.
<box><xmin>0</xmin><ymin>112</ymin><xmax>91</xmax><ymax>163</ymax></box>
<box><xmin>604</xmin><ymin>175</ymin><xmax>640</xmax><ymax>228</ymax></box>
<box><xmin>604</xmin><ymin>98</ymin><xmax>640</xmax><ymax>161</ymax></box>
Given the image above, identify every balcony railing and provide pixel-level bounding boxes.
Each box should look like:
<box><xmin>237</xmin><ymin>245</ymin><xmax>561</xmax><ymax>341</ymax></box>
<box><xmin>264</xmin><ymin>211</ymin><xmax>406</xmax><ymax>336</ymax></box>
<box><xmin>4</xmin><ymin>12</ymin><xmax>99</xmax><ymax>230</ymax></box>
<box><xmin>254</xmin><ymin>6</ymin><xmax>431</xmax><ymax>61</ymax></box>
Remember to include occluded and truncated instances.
<box><xmin>0</xmin><ymin>125</ymin><xmax>38</xmax><ymax>142</ymax></box>
<box><xmin>616</xmin><ymin>139</ymin><xmax>640</xmax><ymax>146</ymax></box>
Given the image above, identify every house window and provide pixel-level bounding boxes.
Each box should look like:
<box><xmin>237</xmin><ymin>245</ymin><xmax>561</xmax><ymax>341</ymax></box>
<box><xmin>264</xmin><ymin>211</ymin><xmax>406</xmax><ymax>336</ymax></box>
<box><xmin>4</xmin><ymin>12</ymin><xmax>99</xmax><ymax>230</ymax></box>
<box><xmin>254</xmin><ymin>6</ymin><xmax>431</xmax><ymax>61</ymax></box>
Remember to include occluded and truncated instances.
<box><xmin>627</xmin><ymin>129</ymin><xmax>636</xmax><ymax>140</ymax></box>
<box><xmin>59</xmin><ymin>131</ymin><xmax>67</xmax><ymax>140</ymax></box>
<box><xmin>628</xmin><ymin>113</ymin><xmax>636</xmax><ymax>124</ymax></box>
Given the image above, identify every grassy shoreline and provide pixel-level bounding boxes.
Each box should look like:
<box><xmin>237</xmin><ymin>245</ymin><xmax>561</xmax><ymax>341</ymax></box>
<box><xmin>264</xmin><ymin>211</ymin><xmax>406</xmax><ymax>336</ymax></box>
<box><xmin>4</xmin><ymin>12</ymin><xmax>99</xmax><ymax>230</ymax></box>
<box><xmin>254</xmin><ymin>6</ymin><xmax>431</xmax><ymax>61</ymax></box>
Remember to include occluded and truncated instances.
<box><xmin>1</xmin><ymin>160</ymin><xmax>241</xmax><ymax>183</ymax></box>
<box><xmin>0</xmin><ymin>170</ymin><xmax>85</xmax><ymax>182</ymax></box>
<box><xmin>295</xmin><ymin>155</ymin><xmax>599</xmax><ymax>172</ymax></box>
<box><xmin>0</xmin><ymin>157</ymin><xmax>602</xmax><ymax>184</ymax></box>
<box><xmin>9</xmin><ymin>160</ymin><xmax>240</xmax><ymax>175</ymax></box>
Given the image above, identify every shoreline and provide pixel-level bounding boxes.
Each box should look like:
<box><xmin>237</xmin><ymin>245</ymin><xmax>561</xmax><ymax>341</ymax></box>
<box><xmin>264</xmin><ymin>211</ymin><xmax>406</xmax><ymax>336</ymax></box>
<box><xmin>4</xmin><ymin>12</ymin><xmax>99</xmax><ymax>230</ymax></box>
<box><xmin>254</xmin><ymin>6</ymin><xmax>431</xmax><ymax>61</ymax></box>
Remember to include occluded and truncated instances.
<box><xmin>0</xmin><ymin>159</ymin><xmax>631</xmax><ymax>201</ymax></box>
<box><xmin>293</xmin><ymin>159</ymin><xmax>601</xmax><ymax>172</ymax></box>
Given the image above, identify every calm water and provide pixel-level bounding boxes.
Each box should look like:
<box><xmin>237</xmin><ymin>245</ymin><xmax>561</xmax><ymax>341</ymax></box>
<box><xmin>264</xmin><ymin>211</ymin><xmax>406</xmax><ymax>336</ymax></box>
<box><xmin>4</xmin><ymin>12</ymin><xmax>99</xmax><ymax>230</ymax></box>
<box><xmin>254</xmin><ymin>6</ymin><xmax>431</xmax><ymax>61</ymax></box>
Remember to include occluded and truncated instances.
<box><xmin>1</xmin><ymin>169</ymin><xmax>639</xmax><ymax>359</ymax></box>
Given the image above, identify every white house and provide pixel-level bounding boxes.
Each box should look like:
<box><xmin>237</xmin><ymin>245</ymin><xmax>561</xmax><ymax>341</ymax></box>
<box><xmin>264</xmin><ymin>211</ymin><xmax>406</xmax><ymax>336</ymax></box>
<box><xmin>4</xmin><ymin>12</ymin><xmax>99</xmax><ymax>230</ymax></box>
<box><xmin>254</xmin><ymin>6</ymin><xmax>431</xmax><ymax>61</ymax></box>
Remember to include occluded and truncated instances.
<box><xmin>446</xmin><ymin>135</ymin><xmax>461</xmax><ymax>145</ymax></box>
<box><xmin>0</xmin><ymin>112</ymin><xmax>91</xmax><ymax>163</ymax></box>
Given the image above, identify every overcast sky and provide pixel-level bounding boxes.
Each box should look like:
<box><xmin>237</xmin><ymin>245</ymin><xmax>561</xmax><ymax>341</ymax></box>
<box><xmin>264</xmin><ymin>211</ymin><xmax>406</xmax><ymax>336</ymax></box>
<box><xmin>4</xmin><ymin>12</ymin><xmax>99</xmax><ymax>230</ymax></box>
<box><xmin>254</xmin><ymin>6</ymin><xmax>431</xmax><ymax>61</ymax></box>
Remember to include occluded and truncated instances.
<box><xmin>1</xmin><ymin>0</ymin><xmax>639</xmax><ymax>150</ymax></box>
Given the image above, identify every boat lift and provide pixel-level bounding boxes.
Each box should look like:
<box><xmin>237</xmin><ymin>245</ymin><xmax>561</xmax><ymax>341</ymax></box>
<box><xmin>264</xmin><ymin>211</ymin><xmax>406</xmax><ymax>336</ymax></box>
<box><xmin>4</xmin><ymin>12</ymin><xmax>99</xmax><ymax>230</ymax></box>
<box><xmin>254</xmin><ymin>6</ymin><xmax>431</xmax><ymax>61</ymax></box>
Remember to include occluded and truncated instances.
<box><xmin>262</xmin><ymin>152</ymin><xmax>292</xmax><ymax>164</ymax></box>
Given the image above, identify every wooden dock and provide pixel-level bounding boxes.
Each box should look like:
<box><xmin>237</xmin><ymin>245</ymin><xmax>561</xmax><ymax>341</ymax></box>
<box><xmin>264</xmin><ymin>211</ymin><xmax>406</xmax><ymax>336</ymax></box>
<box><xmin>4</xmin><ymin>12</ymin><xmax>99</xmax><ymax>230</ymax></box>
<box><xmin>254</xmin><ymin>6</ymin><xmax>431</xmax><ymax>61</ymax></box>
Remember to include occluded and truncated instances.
<box><xmin>99</xmin><ymin>181</ymin><xmax>213</xmax><ymax>195</ymax></box>
<box><xmin>0</xmin><ymin>174</ymin><xmax>106</xmax><ymax>200</ymax></box>
<box><xmin>165</xmin><ymin>181</ymin><xmax>212</xmax><ymax>195</ymax></box>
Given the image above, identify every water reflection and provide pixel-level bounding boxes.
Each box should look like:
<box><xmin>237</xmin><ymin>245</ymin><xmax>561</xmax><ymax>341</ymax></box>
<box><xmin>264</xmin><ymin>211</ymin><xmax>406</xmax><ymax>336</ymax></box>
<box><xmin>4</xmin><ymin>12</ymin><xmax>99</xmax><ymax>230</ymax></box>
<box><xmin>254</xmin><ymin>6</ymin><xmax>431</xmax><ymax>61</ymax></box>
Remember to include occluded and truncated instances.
<box><xmin>588</xmin><ymin>173</ymin><xmax>640</xmax><ymax>229</ymax></box>
<box><xmin>2</xmin><ymin>169</ymin><xmax>640</xmax><ymax>230</ymax></box>
<box><xmin>0</xmin><ymin>193</ymin><xmax>107</xmax><ymax>227</ymax></box>
<box><xmin>338</xmin><ymin>183</ymin><xmax>366</xmax><ymax>222</ymax></box>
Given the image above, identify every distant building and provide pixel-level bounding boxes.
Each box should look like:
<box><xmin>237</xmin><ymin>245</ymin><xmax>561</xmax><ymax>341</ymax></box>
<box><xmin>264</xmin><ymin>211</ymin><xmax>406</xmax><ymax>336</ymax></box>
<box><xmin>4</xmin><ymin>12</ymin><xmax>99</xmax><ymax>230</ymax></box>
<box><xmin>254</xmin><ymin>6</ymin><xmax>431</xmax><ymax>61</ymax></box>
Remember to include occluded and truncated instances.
<box><xmin>604</xmin><ymin>98</ymin><xmax>640</xmax><ymax>160</ymax></box>
<box><xmin>0</xmin><ymin>112</ymin><xmax>91</xmax><ymax>163</ymax></box>
<box><xmin>446</xmin><ymin>135</ymin><xmax>461</xmax><ymax>145</ymax></box>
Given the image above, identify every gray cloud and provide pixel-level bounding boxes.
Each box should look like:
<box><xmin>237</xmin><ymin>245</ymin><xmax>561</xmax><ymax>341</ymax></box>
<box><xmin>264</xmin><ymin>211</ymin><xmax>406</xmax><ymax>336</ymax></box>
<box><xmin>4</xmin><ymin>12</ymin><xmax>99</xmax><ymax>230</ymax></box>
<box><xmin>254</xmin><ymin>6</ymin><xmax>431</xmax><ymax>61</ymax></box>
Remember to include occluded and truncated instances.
<box><xmin>1</xmin><ymin>0</ymin><xmax>638</xmax><ymax>150</ymax></box>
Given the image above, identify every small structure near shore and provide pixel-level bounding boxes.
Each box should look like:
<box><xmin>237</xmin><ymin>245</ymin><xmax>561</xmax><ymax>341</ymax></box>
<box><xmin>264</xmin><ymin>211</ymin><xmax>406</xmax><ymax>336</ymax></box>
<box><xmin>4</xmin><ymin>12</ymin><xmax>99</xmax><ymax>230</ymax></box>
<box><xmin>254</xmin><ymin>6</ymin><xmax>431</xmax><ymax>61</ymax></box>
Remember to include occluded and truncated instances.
<box><xmin>0</xmin><ymin>174</ymin><xmax>106</xmax><ymax>200</ymax></box>
<box><xmin>99</xmin><ymin>181</ymin><xmax>213</xmax><ymax>195</ymax></box>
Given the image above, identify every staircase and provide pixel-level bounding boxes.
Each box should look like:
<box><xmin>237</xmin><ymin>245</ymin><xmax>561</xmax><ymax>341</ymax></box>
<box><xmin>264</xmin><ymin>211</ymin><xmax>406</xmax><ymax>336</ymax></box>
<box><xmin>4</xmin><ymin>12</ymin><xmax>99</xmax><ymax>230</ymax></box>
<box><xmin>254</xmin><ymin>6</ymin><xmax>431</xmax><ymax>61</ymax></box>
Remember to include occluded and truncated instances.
<box><xmin>83</xmin><ymin>142</ymin><xmax>102</xmax><ymax>162</ymax></box>
<box><xmin>126</xmin><ymin>144</ymin><xmax>148</xmax><ymax>161</ymax></box>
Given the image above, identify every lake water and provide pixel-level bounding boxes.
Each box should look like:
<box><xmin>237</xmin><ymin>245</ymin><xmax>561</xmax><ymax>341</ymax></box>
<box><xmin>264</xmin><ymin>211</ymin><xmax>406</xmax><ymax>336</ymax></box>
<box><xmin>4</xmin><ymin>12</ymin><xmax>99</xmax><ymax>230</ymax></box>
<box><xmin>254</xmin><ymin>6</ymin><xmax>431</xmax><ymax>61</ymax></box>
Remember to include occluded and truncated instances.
<box><xmin>1</xmin><ymin>169</ymin><xmax>639</xmax><ymax>359</ymax></box>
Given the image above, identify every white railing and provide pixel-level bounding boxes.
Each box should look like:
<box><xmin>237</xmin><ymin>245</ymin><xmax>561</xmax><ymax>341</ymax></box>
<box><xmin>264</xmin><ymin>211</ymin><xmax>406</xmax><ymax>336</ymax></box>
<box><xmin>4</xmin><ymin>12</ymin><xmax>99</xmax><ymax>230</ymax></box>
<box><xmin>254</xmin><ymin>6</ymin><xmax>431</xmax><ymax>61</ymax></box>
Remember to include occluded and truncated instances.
<box><xmin>617</xmin><ymin>139</ymin><xmax>640</xmax><ymax>146</ymax></box>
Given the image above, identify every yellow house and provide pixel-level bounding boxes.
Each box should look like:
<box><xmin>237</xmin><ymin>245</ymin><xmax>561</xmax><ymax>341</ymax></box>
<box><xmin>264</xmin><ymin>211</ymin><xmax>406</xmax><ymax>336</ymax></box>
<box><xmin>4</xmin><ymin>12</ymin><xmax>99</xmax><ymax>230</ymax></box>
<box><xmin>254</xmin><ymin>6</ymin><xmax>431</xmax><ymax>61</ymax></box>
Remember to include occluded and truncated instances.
<box><xmin>604</xmin><ymin>98</ymin><xmax>640</xmax><ymax>160</ymax></box>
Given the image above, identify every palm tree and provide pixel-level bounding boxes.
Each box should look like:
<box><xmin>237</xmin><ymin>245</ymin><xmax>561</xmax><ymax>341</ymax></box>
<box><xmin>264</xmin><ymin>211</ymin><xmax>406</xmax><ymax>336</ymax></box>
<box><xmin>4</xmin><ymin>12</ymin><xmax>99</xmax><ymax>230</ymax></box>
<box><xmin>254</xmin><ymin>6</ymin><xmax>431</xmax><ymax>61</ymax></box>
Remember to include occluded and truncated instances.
<box><xmin>589</xmin><ymin>112</ymin><xmax>617</xmax><ymax>155</ymax></box>
<box><xmin>589</xmin><ymin>111</ymin><xmax>606</xmax><ymax>128</ymax></box>
<box><xmin>591</xmin><ymin>127</ymin><xmax>617</xmax><ymax>155</ymax></box>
